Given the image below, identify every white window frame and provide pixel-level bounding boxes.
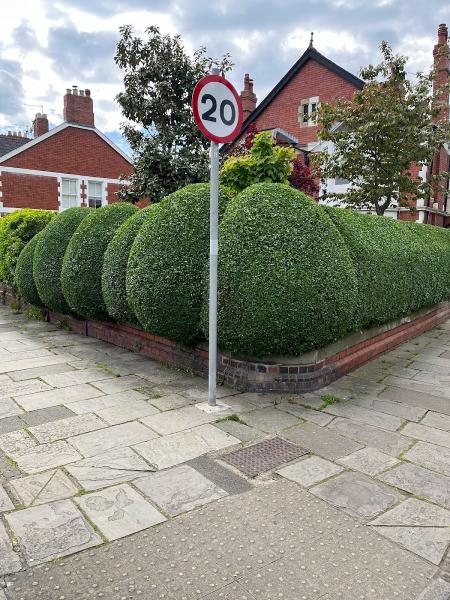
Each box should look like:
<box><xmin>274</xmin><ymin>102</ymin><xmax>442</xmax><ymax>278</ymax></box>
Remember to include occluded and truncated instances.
<box><xmin>60</xmin><ymin>177</ymin><xmax>79</xmax><ymax>211</ymax></box>
<box><xmin>87</xmin><ymin>180</ymin><xmax>104</xmax><ymax>209</ymax></box>
<box><xmin>299</xmin><ymin>96</ymin><xmax>319</xmax><ymax>127</ymax></box>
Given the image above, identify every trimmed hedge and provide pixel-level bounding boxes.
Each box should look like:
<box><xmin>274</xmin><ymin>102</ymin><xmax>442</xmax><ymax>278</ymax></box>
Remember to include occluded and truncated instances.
<box><xmin>325</xmin><ymin>207</ymin><xmax>450</xmax><ymax>329</ymax></box>
<box><xmin>61</xmin><ymin>203</ymin><xmax>137</xmax><ymax>320</ymax></box>
<box><xmin>14</xmin><ymin>232</ymin><xmax>44</xmax><ymax>306</ymax></box>
<box><xmin>209</xmin><ymin>183</ymin><xmax>359</xmax><ymax>356</ymax></box>
<box><xmin>102</xmin><ymin>206</ymin><xmax>156</xmax><ymax>324</ymax></box>
<box><xmin>0</xmin><ymin>209</ymin><xmax>54</xmax><ymax>288</ymax></box>
<box><xmin>33</xmin><ymin>207</ymin><xmax>93</xmax><ymax>314</ymax></box>
<box><xmin>127</xmin><ymin>183</ymin><xmax>233</xmax><ymax>344</ymax></box>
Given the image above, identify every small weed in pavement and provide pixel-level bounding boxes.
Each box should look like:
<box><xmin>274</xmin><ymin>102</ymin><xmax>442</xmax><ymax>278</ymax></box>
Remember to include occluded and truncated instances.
<box><xmin>216</xmin><ymin>414</ymin><xmax>245</xmax><ymax>424</ymax></box>
<box><xmin>319</xmin><ymin>394</ymin><xmax>342</xmax><ymax>410</ymax></box>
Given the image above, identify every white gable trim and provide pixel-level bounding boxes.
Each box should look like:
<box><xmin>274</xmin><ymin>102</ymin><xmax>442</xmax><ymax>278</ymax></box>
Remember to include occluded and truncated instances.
<box><xmin>0</xmin><ymin>122</ymin><xmax>133</xmax><ymax>165</ymax></box>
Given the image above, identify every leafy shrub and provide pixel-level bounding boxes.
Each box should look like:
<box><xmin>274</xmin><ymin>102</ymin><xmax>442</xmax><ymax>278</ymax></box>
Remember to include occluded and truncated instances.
<box><xmin>0</xmin><ymin>209</ymin><xmax>54</xmax><ymax>288</ymax></box>
<box><xmin>14</xmin><ymin>232</ymin><xmax>44</xmax><ymax>306</ymax></box>
<box><xmin>127</xmin><ymin>183</ymin><xmax>232</xmax><ymax>344</ymax></box>
<box><xmin>61</xmin><ymin>203</ymin><xmax>137</xmax><ymax>320</ymax></box>
<box><xmin>102</xmin><ymin>206</ymin><xmax>156</xmax><ymax>323</ymax></box>
<box><xmin>220</xmin><ymin>132</ymin><xmax>295</xmax><ymax>194</ymax></box>
<box><xmin>209</xmin><ymin>183</ymin><xmax>359</xmax><ymax>356</ymax></box>
<box><xmin>34</xmin><ymin>207</ymin><xmax>93</xmax><ymax>314</ymax></box>
<box><xmin>325</xmin><ymin>207</ymin><xmax>450</xmax><ymax>329</ymax></box>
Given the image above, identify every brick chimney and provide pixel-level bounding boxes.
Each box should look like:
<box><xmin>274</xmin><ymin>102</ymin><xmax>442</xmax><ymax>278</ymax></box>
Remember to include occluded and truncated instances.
<box><xmin>240</xmin><ymin>74</ymin><xmax>257</xmax><ymax>118</ymax></box>
<box><xmin>63</xmin><ymin>85</ymin><xmax>94</xmax><ymax>127</ymax></box>
<box><xmin>33</xmin><ymin>113</ymin><xmax>49</xmax><ymax>137</ymax></box>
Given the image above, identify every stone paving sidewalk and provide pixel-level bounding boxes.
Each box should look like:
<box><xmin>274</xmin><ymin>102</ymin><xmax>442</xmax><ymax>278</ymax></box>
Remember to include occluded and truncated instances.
<box><xmin>1</xmin><ymin>305</ymin><xmax>450</xmax><ymax>598</ymax></box>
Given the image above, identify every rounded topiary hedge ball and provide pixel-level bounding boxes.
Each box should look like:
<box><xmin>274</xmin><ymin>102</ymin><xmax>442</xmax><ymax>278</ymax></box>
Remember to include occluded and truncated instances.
<box><xmin>61</xmin><ymin>203</ymin><xmax>137</xmax><ymax>320</ymax></box>
<box><xmin>208</xmin><ymin>183</ymin><xmax>359</xmax><ymax>357</ymax></box>
<box><xmin>127</xmin><ymin>183</ymin><xmax>232</xmax><ymax>344</ymax></box>
<box><xmin>33</xmin><ymin>207</ymin><xmax>93</xmax><ymax>314</ymax></box>
<box><xmin>102</xmin><ymin>206</ymin><xmax>157</xmax><ymax>324</ymax></box>
<box><xmin>14</xmin><ymin>232</ymin><xmax>45</xmax><ymax>307</ymax></box>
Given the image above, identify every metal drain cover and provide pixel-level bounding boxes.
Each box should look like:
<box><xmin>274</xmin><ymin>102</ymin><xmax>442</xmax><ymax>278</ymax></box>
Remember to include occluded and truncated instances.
<box><xmin>222</xmin><ymin>437</ymin><xmax>308</xmax><ymax>477</ymax></box>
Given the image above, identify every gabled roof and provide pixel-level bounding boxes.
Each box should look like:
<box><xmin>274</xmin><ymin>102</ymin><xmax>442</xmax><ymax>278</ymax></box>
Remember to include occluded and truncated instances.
<box><xmin>221</xmin><ymin>46</ymin><xmax>364</xmax><ymax>153</ymax></box>
<box><xmin>0</xmin><ymin>135</ymin><xmax>30</xmax><ymax>158</ymax></box>
<box><xmin>0</xmin><ymin>122</ymin><xmax>133</xmax><ymax>165</ymax></box>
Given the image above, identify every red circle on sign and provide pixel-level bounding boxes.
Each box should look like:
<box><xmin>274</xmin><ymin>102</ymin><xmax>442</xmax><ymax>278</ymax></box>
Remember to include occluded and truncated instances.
<box><xmin>192</xmin><ymin>74</ymin><xmax>243</xmax><ymax>143</ymax></box>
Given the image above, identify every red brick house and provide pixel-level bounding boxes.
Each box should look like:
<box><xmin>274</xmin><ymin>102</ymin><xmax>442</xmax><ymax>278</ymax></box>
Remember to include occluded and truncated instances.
<box><xmin>0</xmin><ymin>86</ymin><xmax>133</xmax><ymax>213</ymax></box>
<box><xmin>227</xmin><ymin>26</ymin><xmax>450</xmax><ymax>227</ymax></box>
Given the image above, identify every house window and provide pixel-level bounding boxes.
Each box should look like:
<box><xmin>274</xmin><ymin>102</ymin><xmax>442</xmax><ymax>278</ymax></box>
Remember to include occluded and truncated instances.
<box><xmin>61</xmin><ymin>178</ymin><xmax>78</xmax><ymax>210</ymax></box>
<box><xmin>299</xmin><ymin>97</ymin><xmax>319</xmax><ymax>126</ymax></box>
<box><xmin>335</xmin><ymin>177</ymin><xmax>350</xmax><ymax>185</ymax></box>
<box><xmin>88</xmin><ymin>181</ymin><xmax>103</xmax><ymax>209</ymax></box>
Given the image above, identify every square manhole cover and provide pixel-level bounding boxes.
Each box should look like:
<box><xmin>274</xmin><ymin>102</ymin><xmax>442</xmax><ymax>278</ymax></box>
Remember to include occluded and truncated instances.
<box><xmin>222</xmin><ymin>437</ymin><xmax>309</xmax><ymax>477</ymax></box>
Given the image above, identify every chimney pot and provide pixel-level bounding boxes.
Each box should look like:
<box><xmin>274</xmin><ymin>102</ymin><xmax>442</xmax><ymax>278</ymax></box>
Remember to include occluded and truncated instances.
<box><xmin>79</xmin><ymin>89</ymin><xmax>85</xmax><ymax>96</ymax></box>
<box><xmin>85</xmin><ymin>89</ymin><xmax>91</xmax><ymax>97</ymax></box>
<box><xmin>7</xmin><ymin>131</ymin><xmax>11</xmax><ymax>136</ymax></box>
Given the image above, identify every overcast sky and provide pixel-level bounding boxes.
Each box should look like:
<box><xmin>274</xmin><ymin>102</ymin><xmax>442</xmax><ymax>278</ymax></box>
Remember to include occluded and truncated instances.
<box><xmin>1</xmin><ymin>0</ymin><xmax>449</xmax><ymax>154</ymax></box>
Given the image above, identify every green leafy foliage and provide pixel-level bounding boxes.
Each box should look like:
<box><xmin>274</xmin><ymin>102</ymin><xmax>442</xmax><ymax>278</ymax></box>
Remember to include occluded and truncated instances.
<box><xmin>316</xmin><ymin>41</ymin><xmax>450</xmax><ymax>215</ymax></box>
<box><xmin>102</xmin><ymin>206</ymin><xmax>156</xmax><ymax>324</ymax></box>
<box><xmin>33</xmin><ymin>207</ymin><xmax>93</xmax><ymax>314</ymax></box>
<box><xmin>115</xmin><ymin>25</ymin><xmax>233</xmax><ymax>202</ymax></box>
<box><xmin>0</xmin><ymin>209</ymin><xmax>54</xmax><ymax>288</ymax></box>
<box><xmin>61</xmin><ymin>203</ymin><xmax>137</xmax><ymax>320</ymax></box>
<box><xmin>127</xmin><ymin>183</ymin><xmax>232</xmax><ymax>344</ymax></box>
<box><xmin>325</xmin><ymin>207</ymin><xmax>450</xmax><ymax>329</ymax></box>
<box><xmin>209</xmin><ymin>183</ymin><xmax>359</xmax><ymax>356</ymax></box>
<box><xmin>14</xmin><ymin>232</ymin><xmax>44</xmax><ymax>307</ymax></box>
<box><xmin>220</xmin><ymin>132</ymin><xmax>295</xmax><ymax>194</ymax></box>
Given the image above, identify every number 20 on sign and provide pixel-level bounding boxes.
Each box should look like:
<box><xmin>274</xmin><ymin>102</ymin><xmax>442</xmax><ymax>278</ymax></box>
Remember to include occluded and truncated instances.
<box><xmin>192</xmin><ymin>72</ymin><xmax>243</xmax><ymax>407</ymax></box>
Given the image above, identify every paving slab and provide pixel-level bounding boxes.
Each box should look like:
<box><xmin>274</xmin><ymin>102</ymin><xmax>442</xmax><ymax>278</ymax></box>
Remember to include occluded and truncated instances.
<box><xmin>373</xmin><ymin>525</ymin><xmax>450</xmax><ymax>565</ymax></box>
<box><xmin>0</xmin><ymin>521</ymin><xmax>21</xmax><ymax>575</ymax></box>
<box><xmin>18</xmin><ymin>405</ymin><xmax>75</xmax><ymax>427</ymax></box>
<box><xmin>321</xmin><ymin>402</ymin><xmax>404</xmax><ymax>431</ymax></box>
<box><xmin>134</xmin><ymin>464</ymin><xmax>227</xmax><ymax>516</ymax></box>
<box><xmin>15</xmin><ymin>383</ymin><xmax>104</xmax><ymax>411</ymax></box>
<box><xmin>15</xmin><ymin>440</ymin><xmax>82</xmax><ymax>474</ymax></box>
<box><xmin>188</xmin><ymin>456</ymin><xmax>253</xmax><ymax>495</ymax></box>
<box><xmin>68</xmin><ymin>421</ymin><xmax>158</xmax><ymax>457</ymax></box>
<box><xmin>281</xmin><ymin>420</ymin><xmax>363</xmax><ymax>460</ymax></box>
<box><xmin>90</xmin><ymin>375</ymin><xmax>145</xmax><ymax>394</ymax></box>
<box><xmin>94</xmin><ymin>398</ymin><xmax>159</xmax><ymax>425</ymax></box>
<box><xmin>68</xmin><ymin>389</ymin><xmax>148</xmax><ymax>414</ymax></box>
<box><xmin>418</xmin><ymin>578</ymin><xmax>450</xmax><ymax>600</ymax></box>
<box><xmin>0</xmin><ymin>416</ymin><xmax>23</xmax><ymax>435</ymax></box>
<box><xmin>328</xmin><ymin>417</ymin><xmax>412</xmax><ymax>456</ymax></box>
<box><xmin>9</xmin><ymin>469</ymin><xmax>78</xmax><ymax>506</ymax></box>
<box><xmin>403</xmin><ymin>422</ymin><xmax>450</xmax><ymax>448</ymax></box>
<box><xmin>214</xmin><ymin>418</ymin><xmax>263</xmax><ymax>442</ymax></box>
<box><xmin>404</xmin><ymin>441</ymin><xmax>450</xmax><ymax>477</ymax></box>
<box><xmin>370</xmin><ymin>498</ymin><xmax>450</xmax><ymax>526</ymax></box>
<box><xmin>277</xmin><ymin>455</ymin><xmax>344</xmax><ymax>487</ymax></box>
<box><xmin>8</xmin><ymin>363</ymin><xmax>75</xmax><ymax>383</ymax></box>
<box><xmin>133</xmin><ymin>424</ymin><xmax>239</xmax><ymax>469</ymax></box>
<box><xmin>422</xmin><ymin>411</ymin><xmax>450</xmax><ymax>431</ymax></box>
<box><xmin>337</xmin><ymin>447</ymin><xmax>400</xmax><ymax>476</ymax></box>
<box><xmin>353</xmin><ymin>397</ymin><xmax>427</xmax><ymax>422</ymax></box>
<box><xmin>74</xmin><ymin>483</ymin><xmax>166</xmax><ymax>541</ymax></box>
<box><xmin>5</xmin><ymin>499</ymin><xmax>101</xmax><ymax>564</ymax></box>
<box><xmin>380</xmin><ymin>386</ymin><xmax>450</xmax><ymax>416</ymax></box>
<box><xmin>0</xmin><ymin>354</ymin><xmax>72</xmax><ymax>375</ymax></box>
<box><xmin>0</xmin><ymin>379</ymin><xmax>52</xmax><ymax>401</ymax></box>
<box><xmin>39</xmin><ymin>368</ymin><xmax>111</xmax><ymax>388</ymax></box>
<box><xmin>276</xmin><ymin>402</ymin><xmax>334</xmax><ymax>426</ymax></box>
<box><xmin>0</xmin><ymin>484</ymin><xmax>14</xmax><ymax>512</ymax></box>
<box><xmin>311</xmin><ymin>471</ymin><xmax>403</xmax><ymax>520</ymax></box>
<box><xmin>28</xmin><ymin>413</ymin><xmax>106</xmax><ymax>443</ymax></box>
<box><xmin>148</xmin><ymin>393</ymin><xmax>191</xmax><ymax>411</ymax></box>
<box><xmin>65</xmin><ymin>446</ymin><xmax>153</xmax><ymax>490</ymax></box>
<box><xmin>240</xmin><ymin>407</ymin><xmax>300</xmax><ymax>433</ymax></box>
<box><xmin>0</xmin><ymin>430</ymin><xmax>37</xmax><ymax>458</ymax></box>
<box><xmin>379</xmin><ymin>463</ymin><xmax>450</xmax><ymax>509</ymax></box>
<box><xmin>0</xmin><ymin>398</ymin><xmax>23</xmax><ymax>420</ymax></box>
<box><xmin>140</xmin><ymin>405</ymin><xmax>216</xmax><ymax>435</ymax></box>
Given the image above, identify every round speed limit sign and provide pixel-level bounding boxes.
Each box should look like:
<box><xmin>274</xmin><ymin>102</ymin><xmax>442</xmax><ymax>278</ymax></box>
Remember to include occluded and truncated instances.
<box><xmin>192</xmin><ymin>74</ymin><xmax>243</xmax><ymax>143</ymax></box>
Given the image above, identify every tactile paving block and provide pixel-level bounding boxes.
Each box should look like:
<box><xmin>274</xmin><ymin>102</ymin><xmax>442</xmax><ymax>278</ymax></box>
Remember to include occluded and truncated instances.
<box><xmin>221</xmin><ymin>437</ymin><xmax>308</xmax><ymax>477</ymax></box>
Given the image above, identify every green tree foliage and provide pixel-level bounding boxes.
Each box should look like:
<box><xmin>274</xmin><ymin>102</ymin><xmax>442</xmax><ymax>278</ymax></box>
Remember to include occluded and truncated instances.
<box><xmin>61</xmin><ymin>203</ymin><xmax>137</xmax><ymax>320</ymax></box>
<box><xmin>127</xmin><ymin>183</ymin><xmax>232</xmax><ymax>344</ymax></box>
<box><xmin>209</xmin><ymin>183</ymin><xmax>359</xmax><ymax>356</ymax></box>
<box><xmin>0</xmin><ymin>209</ymin><xmax>54</xmax><ymax>288</ymax></box>
<box><xmin>34</xmin><ymin>207</ymin><xmax>92</xmax><ymax>314</ymax></box>
<box><xmin>316</xmin><ymin>42</ymin><xmax>450</xmax><ymax>215</ymax></box>
<box><xmin>115</xmin><ymin>25</ymin><xmax>233</xmax><ymax>203</ymax></box>
<box><xmin>102</xmin><ymin>206</ymin><xmax>156</xmax><ymax>324</ymax></box>
<box><xmin>14</xmin><ymin>232</ymin><xmax>44</xmax><ymax>307</ymax></box>
<box><xmin>220</xmin><ymin>132</ymin><xmax>295</xmax><ymax>194</ymax></box>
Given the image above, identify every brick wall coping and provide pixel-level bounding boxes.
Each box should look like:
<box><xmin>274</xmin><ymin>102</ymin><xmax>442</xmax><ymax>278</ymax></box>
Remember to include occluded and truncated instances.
<box><xmin>1</xmin><ymin>285</ymin><xmax>448</xmax><ymax>393</ymax></box>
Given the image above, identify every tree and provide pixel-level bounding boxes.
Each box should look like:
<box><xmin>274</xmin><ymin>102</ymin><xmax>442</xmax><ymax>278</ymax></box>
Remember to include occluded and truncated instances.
<box><xmin>316</xmin><ymin>42</ymin><xmax>450</xmax><ymax>215</ymax></box>
<box><xmin>115</xmin><ymin>26</ymin><xmax>233</xmax><ymax>202</ymax></box>
<box><xmin>220</xmin><ymin>131</ymin><xmax>295</xmax><ymax>194</ymax></box>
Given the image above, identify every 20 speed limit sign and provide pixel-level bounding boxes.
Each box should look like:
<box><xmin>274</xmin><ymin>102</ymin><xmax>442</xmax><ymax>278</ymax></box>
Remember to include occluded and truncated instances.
<box><xmin>192</xmin><ymin>74</ymin><xmax>243</xmax><ymax>143</ymax></box>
